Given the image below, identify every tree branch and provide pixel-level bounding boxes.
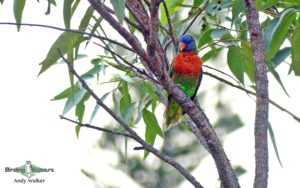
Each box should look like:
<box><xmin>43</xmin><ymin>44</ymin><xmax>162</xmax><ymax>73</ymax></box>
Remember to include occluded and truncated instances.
<box><xmin>88</xmin><ymin>1</ymin><xmax>240</xmax><ymax>187</ymax></box>
<box><xmin>0</xmin><ymin>22</ymin><xmax>135</xmax><ymax>52</ymax></box>
<box><xmin>93</xmin><ymin>42</ymin><xmax>160</xmax><ymax>85</ymax></box>
<box><xmin>204</xmin><ymin>71</ymin><xmax>300</xmax><ymax>123</ymax></box>
<box><xmin>182</xmin><ymin>0</ymin><xmax>209</xmax><ymax>36</ymax></box>
<box><xmin>58</xmin><ymin>48</ymin><xmax>204</xmax><ymax>188</ymax></box>
<box><xmin>162</xmin><ymin>0</ymin><xmax>177</xmax><ymax>48</ymax></box>
<box><xmin>244</xmin><ymin>0</ymin><xmax>269</xmax><ymax>187</ymax></box>
<box><xmin>60</xmin><ymin>115</ymin><xmax>134</xmax><ymax>138</ymax></box>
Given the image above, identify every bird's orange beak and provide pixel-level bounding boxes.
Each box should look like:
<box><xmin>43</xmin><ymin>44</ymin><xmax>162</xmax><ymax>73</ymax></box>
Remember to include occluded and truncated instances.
<box><xmin>179</xmin><ymin>42</ymin><xmax>186</xmax><ymax>52</ymax></box>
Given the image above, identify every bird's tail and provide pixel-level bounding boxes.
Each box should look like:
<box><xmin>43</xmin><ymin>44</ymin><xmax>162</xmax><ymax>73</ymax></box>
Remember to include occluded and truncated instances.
<box><xmin>164</xmin><ymin>98</ymin><xmax>182</xmax><ymax>130</ymax></box>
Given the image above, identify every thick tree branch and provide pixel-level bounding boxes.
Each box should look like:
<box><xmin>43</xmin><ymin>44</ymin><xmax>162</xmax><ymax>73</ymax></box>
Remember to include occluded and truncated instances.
<box><xmin>244</xmin><ymin>0</ymin><xmax>269</xmax><ymax>187</ymax></box>
<box><xmin>88</xmin><ymin>1</ymin><xmax>240</xmax><ymax>187</ymax></box>
<box><xmin>58</xmin><ymin>49</ymin><xmax>204</xmax><ymax>188</ymax></box>
<box><xmin>127</xmin><ymin>0</ymin><xmax>170</xmax><ymax>71</ymax></box>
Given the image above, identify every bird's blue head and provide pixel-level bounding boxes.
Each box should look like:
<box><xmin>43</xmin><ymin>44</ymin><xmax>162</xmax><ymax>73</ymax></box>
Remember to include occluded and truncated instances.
<box><xmin>179</xmin><ymin>34</ymin><xmax>196</xmax><ymax>52</ymax></box>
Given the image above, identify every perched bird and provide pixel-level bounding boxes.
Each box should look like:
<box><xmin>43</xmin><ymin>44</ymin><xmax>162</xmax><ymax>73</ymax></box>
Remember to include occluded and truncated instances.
<box><xmin>164</xmin><ymin>34</ymin><xmax>203</xmax><ymax>130</ymax></box>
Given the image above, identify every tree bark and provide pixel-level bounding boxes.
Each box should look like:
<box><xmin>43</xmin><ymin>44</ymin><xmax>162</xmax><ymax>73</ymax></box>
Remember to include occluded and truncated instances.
<box><xmin>244</xmin><ymin>0</ymin><xmax>269</xmax><ymax>187</ymax></box>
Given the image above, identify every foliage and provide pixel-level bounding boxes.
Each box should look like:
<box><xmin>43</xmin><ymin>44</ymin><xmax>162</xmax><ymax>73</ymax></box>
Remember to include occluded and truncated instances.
<box><xmin>2</xmin><ymin>0</ymin><xmax>300</xmax><ymax>187</ymax></box>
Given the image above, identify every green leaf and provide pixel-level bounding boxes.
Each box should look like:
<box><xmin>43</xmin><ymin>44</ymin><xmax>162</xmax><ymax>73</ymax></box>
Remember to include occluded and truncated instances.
<box><xmin>198</xmin><ymin>29</ymin><xmax>213</xmax><ymax>48</ymax></box>
<box><xmin>128</xmin><ymin>12</ymin><xmax>136</xmax><ymax>34</ymax></box>
<box><xmin>211</xmin><ymin>29</ymin><xmax>230</xmax><ymax>39</ymax></box>
<box><xmin>234</xmin><ymin>166</ymin><xmax>247</xmax><ymax>176</ymax></box>
<box><xmin>74</xmin><ymin>93</ymin><xmax>90</xmax><ymax>138</ymax></box>
<box><xmin>39</xmin><ymin>32</ymin><xmax>80</xmax><ymax>75</ymax></box>
<box><xmin>240</xmin><ymin>43</ymin><xmax>255</xmax><ymax>83</ymax></box>
<box><xmin>80</xmin><ymin>169</ymin><xmax>95</xmax><ymax>180</ymax></box>
<box><xmin>111</xmin><ymin>0</ymin><xmax>126</xmax><ymax>24</ymax></box>
<box><xmin>143</xmin><ymin>124</ymin><xmax>155</xmax><ymax>159</ymax></box>
<box><xmin>268</xmin><ymin>122</ymin><xmax>283</xmax><ymax>167</ymax></box>
<box><xmin>256</xmin><ymin>0</ymin><xmax>278</xmax><ymax>10</ymax></box>
<box><xmin>284</xmin><ymin>0</ymin><xmax>300</xmax><ymax>6</ymax></box>
<box><xmin>193</xmin><ymin>0</ymin><xmax>204</xmax><ymax>6</ymax></box>
<box><xmin>123</xmin><ymin>103</ymin><xmax>136</xmax><ymax>124</ymax></box>
<box><xmin>67</xmin><ymin>49</ymin><xmax>74</xmax><ymax>93</ymax></box>
<box><xmin>81</xmin><ymin>65</ymin><xmax>103</xmax><ymax>79</ymax></box>
<box><xmin>75</xmin><ymin>125</ymin><xmax>81</xmax><ymax>139</ymax></box>
<box><xmin>113</xmin><ymin>90</ymin><xmax>120</xmax><ymax>115</ymax></box>
<box><xmin>220</xmin><ymin>1</ymin><xmax>233</xmax><ymax>9</ymax></box>
<box><xmin>120</xmin><ymin>75</ymin><xmax>134</xmax><ymax>83</ymax></box>
<box><xmin>266</xmin><ymin>59</ymin><xmax>290</xmax><ymax>96</ymax></box>
<box><xmin>62</xmin><ymin>87</ymin><xmax>87</xmax><ymax>115</ymax></box>
<box><xmin>202</xmin><ymin>48</ymin><xmax>222</xmax><ymax>62</ymax></box>
<box><xmin>50</xmin><ymin>0</ymin><xmax>56</xmax><ymax>6</ymax></box>
<box><xmin>52</xmin><ymin>85</ymin><xmax>80</xmax><ymax>100</ymax></box>
<box><xmin>0</xmin><ymin>0</ymin><xmax>4</xmax><ymax>5</ymax></box>
<box><xmin>264</xmin><ymin>17</ymin><xmax>278</xmax><ymax>56</ymax></box>
<box><xmin>231</xmin><ymin>0</ymin><xmax>244</xmax><ymax>26</ymax></box>
<box><xmin>268</xmin><ymin>8</ymin><xmax>297</xmax><ymax>59</ymax></box>
<box><xmin>227</xmin><ymin>46</ymin><xmax>244</xmax><ymax>84</ymax></box>
<box><xmin>13</xmin><ymin>0</ymin><xmax>26</xmax><ymax>31</ymax></box>
<box><xmin>272</xmin><ymin>47</ymin><xmax>291</xmax><ymax>68</ymax></box>
<box><xmin>120</xmin><ymin>82</ymin><xmax>132</xmax><ymax>116</ymax></box>
<box><xmin>160</xmin><ymin>0</ymin><xmax>184</xmax><ymax>25</ymax></box>
<box><xmin>89</xmin><ymin>92</ymin><xmax>110</xmax><ymax>123</ymax></box>
<box><xmin>291</xmin><ymin>26</ymin><xmax>300</xmax><ymax>76</ymax></box>
<box><xmin>79</xmin><ymin>6</ymin><xmax>94</xmax><ymax>32</ymax></box>
<box><xmin>143</xmin><ymin>109</ymin><xmax>163</xmax><ymax>159</ymax></box>
<box><xmin>76</xmin><ymin>93</ymin><xmax>90</xmax><ymax>123</ymax></box>
<box><xmin>143</xmin><ymin>109</ymin><xmax>163</xmax><ymax>138</ymax></box>
<box><xmin>63</xmin><ymin>0</ymin><xmax>72</xmax><ymax>29</ymax></box>
<box><xmin>71</xmin><ymin>0</ymin><xmax>80</xmax><ymax>17</ymax></box>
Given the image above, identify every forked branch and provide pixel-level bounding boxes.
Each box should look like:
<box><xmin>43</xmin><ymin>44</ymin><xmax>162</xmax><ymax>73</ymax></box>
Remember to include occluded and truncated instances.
<box><xmin>58</xmin><ymin>49</ymin><xmax>204</xmax><ymax>188</ymax></box>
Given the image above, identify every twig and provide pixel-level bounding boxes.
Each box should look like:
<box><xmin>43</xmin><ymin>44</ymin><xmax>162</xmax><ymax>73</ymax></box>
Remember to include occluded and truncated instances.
<box><xmin>182</xmin><ymin>0</ymin><xmax>209</xmax><ymax>35</ymax></box>
<box><xmin>102</xmin><ymin>3</ymin><xmax>146</xmax><ymax>34</ymax></box>
<box><xmin>244</xmin><ymin>1</ymin><xmax>269</xmax><ymax>186</ymax></box>
<box><xmin>162</xmin><ymin>0</ymin><xmax>177</xmax><ymax>48</ymax></box>
<box><xmin>204</xmin><ymin>71</ymin><xmax>300</xmax><ymax>123</ymax></box>
<box><xmin>60</xmin><ymin>115</ymin><xmax>134</xmax><ymax>138</ymax></box>
<box><xmin>182</xmin><ymin>118</ymin><xmax>210</xmax><ymax>151</ymax></box>
<box><xmin>0</xmin><ymin>22</ymin><xmax>135</xmax><ymax>52</ymax></box>
<box><xmin>93</xmin><ymin>42</ymin><xmax>160</xmax><ymax>84</ymax></box>
<box><xmin>58</xmin><ymin>47</ymin><xmax>204</xmax><ymax>188</ymax></box>
<box><xmin>133</xmin><ymin>146</ymin><xmax>145</xmax><ymax>150</ymax></box>
<box><xmin>163</xmin><ymin>0</ymin><xmax>209</xmax><ymax>54</ymax></box>
<box><xmin>203</xmin><ymin>65</ymin><xmax>243</xmax><ymax>87</ymax></box>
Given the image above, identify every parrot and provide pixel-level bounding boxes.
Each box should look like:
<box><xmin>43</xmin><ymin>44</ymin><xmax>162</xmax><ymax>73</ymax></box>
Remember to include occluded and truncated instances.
<box><xmin>164</xmin><ymin>34</ymin><xmax>203</xmax><ymax>130</ymax></box>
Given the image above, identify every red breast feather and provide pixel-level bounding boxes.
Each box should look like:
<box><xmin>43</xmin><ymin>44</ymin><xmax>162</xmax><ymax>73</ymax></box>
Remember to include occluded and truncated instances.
<box><xmin>173</xmin><ymin>52</ymin><xmax>203</xmax><ymax>76</ymax></box>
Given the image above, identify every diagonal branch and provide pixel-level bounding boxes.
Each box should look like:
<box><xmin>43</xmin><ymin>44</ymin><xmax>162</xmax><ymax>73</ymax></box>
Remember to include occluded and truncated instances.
<box><xmin>244</xmin><ymin>0</ymin><xmax>269</xmax><ymax>187</ymax></box>
<box><xmin>93</xmin><ymin>42</ymin><xmax>160</xmax><ymax>84</ymax></box>
<box><xmin>88</xmin><ymin>0</ymin><xmax>240</xmax><ymax>187</ymax></box>
<box><xmin>182</xmin><ymin>0</ymin><xmax>209</xmax><ymax>35</ymax></box>
<box><xmin>58</xmin><ymin>48</ymin><xmax>204</xmax><ymax>188</ymax></box>
<box><xmin>204</xmin><ymin>71</ymin><xmax>300</xmax><ymax>122</ymax></box>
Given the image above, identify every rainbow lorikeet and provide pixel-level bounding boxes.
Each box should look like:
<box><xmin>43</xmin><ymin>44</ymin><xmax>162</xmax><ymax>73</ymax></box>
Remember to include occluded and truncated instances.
<box><xmin>164</xmin><ymin>34</ymin><xmax>203</xmax><ymax>130</ymax></box>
